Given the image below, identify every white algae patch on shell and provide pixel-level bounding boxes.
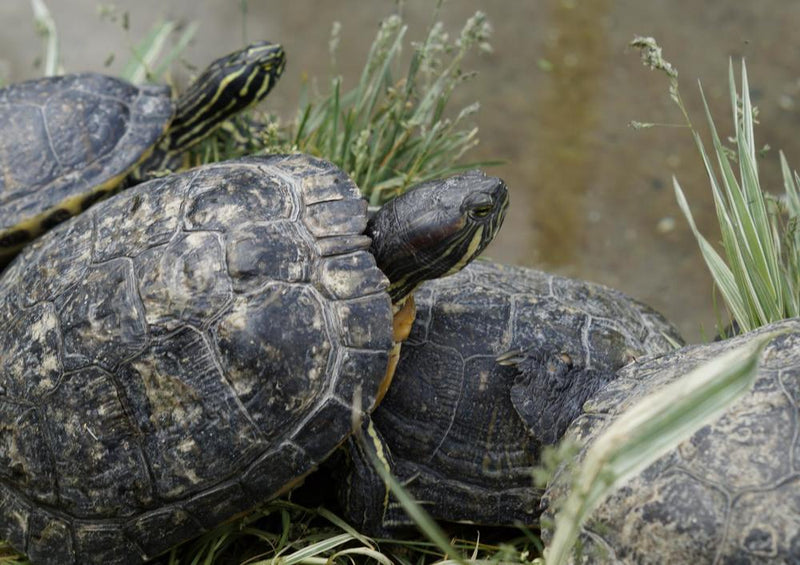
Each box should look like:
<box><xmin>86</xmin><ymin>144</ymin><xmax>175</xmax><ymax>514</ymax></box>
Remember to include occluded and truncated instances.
<box><xmin>0</xmin><ymin>154</ymin><xmax>392</xmax><ymax>565</ymax></box>
<box><xmin>543</xmin><ymin>319</ymin><xmax>800</xmax><ymax>564</ymax></box>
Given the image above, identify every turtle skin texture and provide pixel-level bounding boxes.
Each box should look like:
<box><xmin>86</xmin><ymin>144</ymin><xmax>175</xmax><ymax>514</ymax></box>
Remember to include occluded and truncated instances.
<box><xmin>337</xmin><ymin>261</ymin><xmax>683</xmax><ymax>532</ymax></box>
<box><xmin>0</xmin><ymin>154</ymin><xmax>393</xmax><ymax>564</ymax></box>
<box><xmin>542</xmin><ymin>319</ymin><xmax>800</xmax><ymax>564</ymax></box>
<box><xmin>0</xmin><ymin>73</ymin><xmax>173</xmax><ymax>248</ymax></box>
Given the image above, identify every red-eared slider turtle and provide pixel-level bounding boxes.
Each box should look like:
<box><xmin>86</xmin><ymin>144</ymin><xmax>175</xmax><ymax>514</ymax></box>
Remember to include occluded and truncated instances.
<box><xmin>336</xmin><ymin>261</ymin><xmax>682</xmax><ymax>532</ymax></box>
<box><xmin>542</xmin><ymin>319</ymin><xmax>800</xmax><ymax>564</ymax></box>
<box><xmin>0</xmin><ymin>153</ymin><xmax>508</xmax><ymax>565</ymax></box>
<box><xmin>0</xmin><ymin>41</ymin><xmax>285</xmax><ymax>267</ymax></box>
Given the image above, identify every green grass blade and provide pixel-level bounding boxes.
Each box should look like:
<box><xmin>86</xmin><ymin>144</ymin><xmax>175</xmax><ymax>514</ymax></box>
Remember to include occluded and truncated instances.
<box><xmin>121</xmin><ymin>20</ymin><xmax>175</xmax><ymax>83</ymax></box>
<box><xmin>30</xmin><ymin>0</ymin><xmax>60</xmax><ymax>76</ymax></box>
<box><xmin>736</xmin><ymin>62</ymin><xmax>784</xmax><ymax>312</ymax></box>
<box><xmin>315</xmin><ymin>506</ymin><xmax>376</xmax><ymax>548</ymax></box>
<box><xmin>327</xmin><ymin>76</ymin><xmax>342</xmax><ymax>162</ymax></box>
<box><xmin>692</xmin><ymin>77</ymin><xmax>784</xmax><ymax>329</ymax></box>
<box><xmin>739</xmin><ymin>61</ymin><xmax>759</xmax><ymax>173</ymax></box>
<box><xmin>675</xmin><ymin>177</ymin><xmax>750</xmax><ymax>327</ymax></box>
<box><xmin>293</xmin><ymin>100</ymin><xmax>313</xmax><ymax>149</ymax></box>
<box><xmin>151</xmin><ymin>21</ymin><xmax>199</xmax><ymax>78</ymax></box>
<box><xmin>331</xmin><ymin>547</ymin><xmax>394</xmax><ymax>565</ymax></box>
<box><xmin>251</xmin><ymin>533</ymin><xmax>355</xmax><ymax>565</ymax></box>
<box><xmin>781</xmin><ymin>152</ymin><xmax>800</xmax><ymax>217</ymax></box>
<box><xmin>354</xmin><ymin>420</ymin><xmax>467</xmax><ymax>565</ymax></box>
<box><xmin>699</xmin><ymin>87</ymin><xmax>764</xmax><ymax>284</ymax></box>
<box><xmin>356</xmin><ymin>21</ymin><xmax>407</xmax><ymax>122</ymax></box>
<box><xmin>545</xmin><ymin>332</ymin><xmax>778</xmax><ymax>565</ymax></box>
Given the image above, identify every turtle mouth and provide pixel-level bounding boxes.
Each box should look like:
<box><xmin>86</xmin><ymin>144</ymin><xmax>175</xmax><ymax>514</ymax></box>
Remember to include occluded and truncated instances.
<box><xmin>490</xmin><ymin>181</ymin><xmax>510</xmax><ymax>236</ymax></box>
<box><xmin>267</xmin><ymin>54</ymin><xmax>287</xmax><ymax>79</ymax></box>
<box><xmin>490</xmin><ymin>177</ymin><xmax>509</xmax><ymax>201</ymax></box>
<box><xmin>473</xmin><ymin>177</ymin><xmax>509</xmax><ymax>244</ymax></box>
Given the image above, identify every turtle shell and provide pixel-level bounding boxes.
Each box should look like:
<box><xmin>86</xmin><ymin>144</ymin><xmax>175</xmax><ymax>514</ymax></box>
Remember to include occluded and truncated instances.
<box><xmin>338</xmin><ymin>260</ymin><xmax>682</xmax><ymax>531</ymax></box>
<box><xmin>0</xmin><ymin>154</ymin><xmax>393</xmax><ymax>564</ymax></box>
<box><xmin>542</xmin><ymin>319</ymin><xmax>800</xmax><ymax>564</ymax></box>
<box><xmin>0</xmin><ymin>73</ymin><xmax>173</xmax><ymax>258</ymax></box>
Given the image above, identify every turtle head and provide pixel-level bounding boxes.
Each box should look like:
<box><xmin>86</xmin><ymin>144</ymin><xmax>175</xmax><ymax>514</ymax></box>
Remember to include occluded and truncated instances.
<box><xmin>209</xmin><ymin>41</ymin><xmax>287</xmax><ymax>101</ymax></box>
<box><xmin>367</xmin><ymin>170</ymin><xmax>509</xmax><ymax>303</ymax></box>
<box><xmin>166</xmin><ymin>41</ymin><xmax>286</xmax><ymax>151</ymax></box>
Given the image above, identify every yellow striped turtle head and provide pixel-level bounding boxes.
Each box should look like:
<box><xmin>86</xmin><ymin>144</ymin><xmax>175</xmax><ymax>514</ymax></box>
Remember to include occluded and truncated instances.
<box><xmin>366</xmin><ymin>170</ymin><xmax>509</xmax><ymax>304</ymax></box>
<box><xmin>164</xmin><ymin>41</ymin><xmax>285</xmax><ymax>152</ymax></box>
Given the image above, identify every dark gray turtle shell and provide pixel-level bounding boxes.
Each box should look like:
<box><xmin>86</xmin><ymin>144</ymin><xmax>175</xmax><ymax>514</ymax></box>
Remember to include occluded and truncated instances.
<box><xmin>338</xmin><ymin>261</ymin><xmax>682</xmax><ymax>531</ymax></box>
<box><xmin>0</xmin><ymin>154</ymin><xmax>393</xmax><ymax>564</ymax></box>
<box><xmin>542</xmin><ymin>319</ymin><xmax>800</xmax><ymax>564</ymax></box>
<box><xmin>0</xmin><ymin>73</ymin><xmax>173</xmax><ymax>254</ymax></box>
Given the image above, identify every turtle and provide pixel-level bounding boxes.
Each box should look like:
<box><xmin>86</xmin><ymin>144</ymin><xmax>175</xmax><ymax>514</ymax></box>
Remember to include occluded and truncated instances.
<box><xmin>0</xmin><ymin>153</ymin><xmax>508</xmax><ymax>565</ymax></box>
<box><xmin>0</xmin><ymin>40</ymin><xmax>286</xmax><ymax>268</ymax></box>
<box><xmin>540</xmin><ymin>318</ymin><xmax>800</xmax><ymax>564</ymax></box>
<box><xmin>333</xmin><ymin>260</ymin><xmax>683</xmax><ymax>533</ymax></box>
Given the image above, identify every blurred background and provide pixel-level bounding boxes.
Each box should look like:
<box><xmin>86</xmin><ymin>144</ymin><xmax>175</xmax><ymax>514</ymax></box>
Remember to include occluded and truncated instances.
<box><xmin>2</xmin><ymin>0</ymin><xmax>799</xmax><ymax>342</ymax></box>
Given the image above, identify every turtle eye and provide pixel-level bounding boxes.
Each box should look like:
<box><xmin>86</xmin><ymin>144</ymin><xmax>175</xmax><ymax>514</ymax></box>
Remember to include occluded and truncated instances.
<box><xmin>462</xmin><ymin>187</ymin><xmax>495</xmax><ymax>219</ymax></box>
<box><xmin>470</xmin><ymin>204</ymin><xmax>494</xmax><ymax>218</ymax></box>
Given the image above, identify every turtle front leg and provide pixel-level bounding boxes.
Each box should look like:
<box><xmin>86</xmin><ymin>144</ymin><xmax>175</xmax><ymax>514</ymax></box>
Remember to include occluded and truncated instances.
<box><xmin>501</xmin><ymin>347</ymin><xmax>615</xmax><ymax>445</ymax></box>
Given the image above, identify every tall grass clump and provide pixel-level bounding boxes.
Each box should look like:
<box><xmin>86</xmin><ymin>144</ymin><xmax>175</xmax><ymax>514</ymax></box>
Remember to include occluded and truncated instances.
<box><xmin>197</xmin><ymin>4</ymin><xmax>499</xmax><ymax>204</ymax></box>
<box><xmin>631</xmin><ymin>37</ymin><xmax>800</xmax><ymax>335</ymax></box>
<box><xmin>101</xmin><ymin>1</ymin><xmax>498</xmax><ymax>206</ymax></box>
<box><xmin>538</xmin><ymin>39</ymin><xmax>800</xmax><ymax>564</ymax></box>
<box><xmin>286</xmin><ymin>9</ymin><xmax>496</xmax><ymax>205</ymax></box>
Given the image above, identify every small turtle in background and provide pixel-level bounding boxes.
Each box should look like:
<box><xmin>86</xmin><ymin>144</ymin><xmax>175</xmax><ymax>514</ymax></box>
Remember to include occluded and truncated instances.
<box><xmin>0</xmin><ymin>40</ymin><xmax>285</xmax><ymax>267</ymax></box>
<box><xmin>542</xmin><ymin>319</ymin><xmax>800</xmax><ymax>564</ymax></box>
<box><xmin>336</xmin><ymin>260</ymin><xmax>682</xmax><ymax>532</ymax></box>
<box><xmin>0</xmin><ymin>153</ymin><xmax>508</xmax><ymax>564</ymax></box>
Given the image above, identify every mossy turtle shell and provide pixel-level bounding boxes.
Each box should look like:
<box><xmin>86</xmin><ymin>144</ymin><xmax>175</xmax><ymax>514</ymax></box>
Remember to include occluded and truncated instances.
<box><xmin>0</xmin><ymin>40</ymin><xmax>286</xmax><ymax>267</ymax></box>
<box><xmin>0</xmin><ymin>154</ymin><xmax>393</xmax><ymax>564</ymax></box>
<box><xmin>0</xmin><ymin>74</ymin><xmax>173</xmax><ymax>249</ymax></box>
<box><xmin>338</xmin><ymin>261</ymin><xmax>683</xmax><ymax>531</ymax></box>
<box><xmin>542</xmin><ymin>319</ymin><xmax>800</xmax><ymax>563</ymax></box>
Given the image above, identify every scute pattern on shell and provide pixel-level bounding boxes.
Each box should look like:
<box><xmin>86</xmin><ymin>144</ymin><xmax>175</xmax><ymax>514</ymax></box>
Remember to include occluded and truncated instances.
<box><xmin>344</xmin><ymin>261</ymin><xmax>682</xmax><ymax>530</ymax></box>
<box><xmin>0</xmin><ymin>73</ymin><xmax>173</xmax><ymax>233</ymax></box>
<box><xmin>543</xmin><ymin>319</ymin><xmax>800</xmax><ymax>564</ymax></box>
<box><xmin>0</xmin><ymin>154</ymin><xmax>392</xmax><ymax>565</ymax></box>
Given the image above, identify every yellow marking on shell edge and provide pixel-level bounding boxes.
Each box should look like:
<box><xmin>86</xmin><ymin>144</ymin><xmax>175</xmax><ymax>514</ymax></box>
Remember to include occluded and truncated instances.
<box><xmin>0</xmin><ymin>141</ymin><xmax>159</xmax><ymax>259</ymax></box>
<box><xmin>128</xmin><ymin>112</ymin><xmax>174</xmax><ymax>179</ymax></box>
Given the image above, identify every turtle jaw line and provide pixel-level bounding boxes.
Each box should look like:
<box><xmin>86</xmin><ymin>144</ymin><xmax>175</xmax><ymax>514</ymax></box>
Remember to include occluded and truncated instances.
<box><xmin>368</xmin><ymin>172</ymin><xmax>509</xmax><ymax>305</ymax></box>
